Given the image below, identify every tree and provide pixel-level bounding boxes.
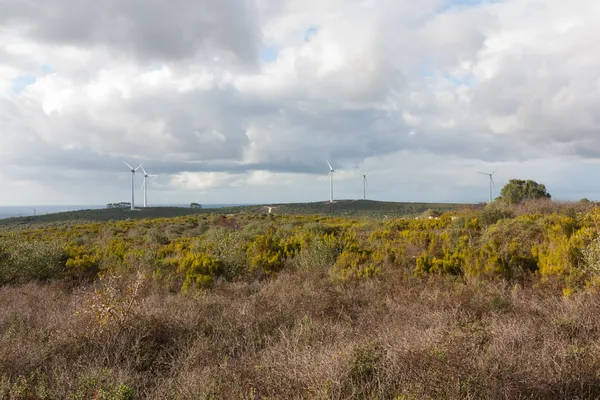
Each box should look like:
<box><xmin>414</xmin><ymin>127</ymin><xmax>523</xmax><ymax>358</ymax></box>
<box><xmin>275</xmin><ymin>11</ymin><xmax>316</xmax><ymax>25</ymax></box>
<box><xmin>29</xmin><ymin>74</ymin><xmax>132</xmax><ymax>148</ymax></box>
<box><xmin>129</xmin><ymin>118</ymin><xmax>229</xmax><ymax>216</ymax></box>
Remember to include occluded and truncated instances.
<box><xmin>190</xmin><ymin>202</ymin><xmax>202</xmax><ymax>209</ymax></box>
<box><xmin>498</xmin><ymin>179</ymin><xmax>551</xmax><ymax>204</ymax></box>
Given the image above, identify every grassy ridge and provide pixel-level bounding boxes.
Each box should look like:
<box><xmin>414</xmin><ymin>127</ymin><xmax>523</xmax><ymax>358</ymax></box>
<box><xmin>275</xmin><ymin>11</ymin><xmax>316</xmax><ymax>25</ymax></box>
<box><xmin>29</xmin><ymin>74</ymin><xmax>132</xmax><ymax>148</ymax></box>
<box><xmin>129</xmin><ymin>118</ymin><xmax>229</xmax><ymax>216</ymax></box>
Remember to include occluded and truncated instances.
<box><xmin>0</xmin><ymin>200</ymin><xmax>471</xmax><ymax>228</ymax></box>
<box><xmin>271</xmin><ymin>199</ymin><xmax>471</xmax><ymax>217</ymax></box>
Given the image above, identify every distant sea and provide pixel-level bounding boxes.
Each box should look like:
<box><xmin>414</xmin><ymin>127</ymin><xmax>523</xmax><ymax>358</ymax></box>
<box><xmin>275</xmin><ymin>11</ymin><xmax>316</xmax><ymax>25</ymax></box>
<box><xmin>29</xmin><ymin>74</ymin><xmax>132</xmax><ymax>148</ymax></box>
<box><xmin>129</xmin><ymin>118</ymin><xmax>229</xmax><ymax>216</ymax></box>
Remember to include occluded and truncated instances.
<box><xmin>0</xmin><ymin>204</ymin><xmax>250</xmax><ymax>220</ymax></box>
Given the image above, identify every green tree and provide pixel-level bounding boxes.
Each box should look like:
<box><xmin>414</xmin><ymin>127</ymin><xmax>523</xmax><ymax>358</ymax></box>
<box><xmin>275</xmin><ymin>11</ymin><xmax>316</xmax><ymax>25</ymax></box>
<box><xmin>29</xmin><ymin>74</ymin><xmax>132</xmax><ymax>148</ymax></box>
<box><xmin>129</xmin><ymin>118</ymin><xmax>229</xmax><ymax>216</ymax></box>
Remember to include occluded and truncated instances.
<box><xmin>498</xmin><ymin>179</ymin><xmax>551</xmax><ymax>204</ymax></box>
<box><xmin>190</xmin><ymin>202</ymin><xmax>202</xmax><ymax>209</ymax></box>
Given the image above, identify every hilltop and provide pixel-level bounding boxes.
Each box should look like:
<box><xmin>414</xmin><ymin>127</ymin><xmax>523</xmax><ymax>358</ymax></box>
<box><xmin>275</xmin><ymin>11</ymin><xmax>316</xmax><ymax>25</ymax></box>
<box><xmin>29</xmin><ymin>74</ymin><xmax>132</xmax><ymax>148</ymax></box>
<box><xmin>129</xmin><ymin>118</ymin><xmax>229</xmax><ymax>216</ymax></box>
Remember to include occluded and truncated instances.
<box><xmin>0</xmin><ymin>200</ymin><xmax>473</xmax><ymax>228</ymax></box>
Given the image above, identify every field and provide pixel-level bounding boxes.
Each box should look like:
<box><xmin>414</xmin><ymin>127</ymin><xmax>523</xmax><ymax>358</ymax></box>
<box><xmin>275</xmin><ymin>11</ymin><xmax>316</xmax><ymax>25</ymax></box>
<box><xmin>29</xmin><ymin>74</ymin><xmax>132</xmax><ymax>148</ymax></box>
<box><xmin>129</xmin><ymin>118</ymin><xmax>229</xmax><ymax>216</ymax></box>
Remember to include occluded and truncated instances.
<box><xmin>2</xmin><ymin>199</ymin><xmax>600</xmax><ymax>398</ymax></box>
<box><xmin>0</xmin><ymin>200</ymin><xmax>470</xmax><ymax>228</ymax></box>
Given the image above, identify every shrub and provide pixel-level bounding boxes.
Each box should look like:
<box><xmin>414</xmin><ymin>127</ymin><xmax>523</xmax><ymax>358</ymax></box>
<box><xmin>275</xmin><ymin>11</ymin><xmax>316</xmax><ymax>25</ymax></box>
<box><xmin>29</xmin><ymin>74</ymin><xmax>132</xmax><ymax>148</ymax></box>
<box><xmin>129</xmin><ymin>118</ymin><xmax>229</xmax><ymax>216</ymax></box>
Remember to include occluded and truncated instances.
<box><xmin>169</xmin><ymin>252</ymin><xmax>223</xmax><ymax>291</ymax></box>
<box><xmin>303</xmin><ymin>222</ymin><xmax>336</xmax><ymax>236</ymax></box>
<box><xmin>343</xmin><ymin>342</ymin><xmax>384</xmax><ymax>397</ymax></box>
<box><xmin>478</xmin><ymin>217</ymin><xmax>544</xmax><ymax>280</ymax></box>
<box><xmin>532</xmin><ymin>215</ymin><xmax>594</xmax><ymax>285</ymax></box>
<box><xmin>203</xmin><ymin>228</ymin><xmax>248</xmax><ymax>279</ymax></box>
<box><xmin>582</xmin><ymin>236</ymin><xmax>600</xmax><ymax>279</ymax></box>
<box><xmin>295</xmin><ymin>235</ymin><xmax>340</xmax><ymax>270</ymax></box>
<box><xmin>65</xmin><ymin>244</ymin><xmax>100</xmax><ymax>279</ymax></box>
<box><xmin>247</xmin><ymin>229</ymin><xmax>302</xmax><ymax>275</ymax></box>
<box><xmin>478</xmin><ymin>205</ymin><xmax>514</xmax><ymax>227</ymax></box>
<box><xmin>332</xmin><ymin>249</ymin><xmax>380</xmax><ymax>280</ymax></box>
<box><xmin>0</xmin><ymin>238</ymin><xmax>67</xmax><ymax>284</ymax></box>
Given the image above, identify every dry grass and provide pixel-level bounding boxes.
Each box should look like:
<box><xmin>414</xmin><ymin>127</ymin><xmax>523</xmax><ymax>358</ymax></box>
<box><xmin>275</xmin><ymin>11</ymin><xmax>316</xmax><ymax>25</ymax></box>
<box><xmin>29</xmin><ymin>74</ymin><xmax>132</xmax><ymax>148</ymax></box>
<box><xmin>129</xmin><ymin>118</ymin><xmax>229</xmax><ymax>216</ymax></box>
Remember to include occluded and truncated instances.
<box><xmin>2</xmin><ymin>269</ymin><xmax>600</xmax><ymax>399</ymax></box>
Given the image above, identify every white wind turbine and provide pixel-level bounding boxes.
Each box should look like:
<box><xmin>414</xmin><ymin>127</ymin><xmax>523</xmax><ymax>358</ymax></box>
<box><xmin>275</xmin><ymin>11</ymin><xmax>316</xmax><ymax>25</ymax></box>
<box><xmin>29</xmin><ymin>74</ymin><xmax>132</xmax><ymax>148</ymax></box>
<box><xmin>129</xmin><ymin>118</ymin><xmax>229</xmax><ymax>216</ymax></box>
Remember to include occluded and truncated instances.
<box><xmin>355</xmin><ymin>172</ymin><xmax>368</xmax><ymax>200</ymax></box>
<box><xmin>478</xmin><ymin>169</ymin><xmax>497</xmax><ymax>204</ymax></box>
<box><xmin>123</xmin><ymin>161</ymin><xmax>142</xmax><ymax>210</ymax></box>
<box><xmin>327</xmin><ymin>161</ymin><xmax>336</xmax><ymax>203</ymax></box>
<box><xmin>140</xmin><ymin>166</ymin><xmax>158</xmax><ymax>208</ymax></box>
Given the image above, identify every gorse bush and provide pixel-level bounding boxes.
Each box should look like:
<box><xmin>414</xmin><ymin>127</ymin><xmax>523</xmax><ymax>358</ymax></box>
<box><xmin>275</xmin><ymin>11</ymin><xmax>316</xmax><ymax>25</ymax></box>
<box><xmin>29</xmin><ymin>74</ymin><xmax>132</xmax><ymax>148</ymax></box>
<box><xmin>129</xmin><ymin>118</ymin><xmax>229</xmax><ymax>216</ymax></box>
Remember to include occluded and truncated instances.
<box><xmin>174</xmin><ymin>252</ymin><xmax>223</xmax><ymax>291</ymax></box>
<box><xmin>247</xmin><ymin>229</ymin><xmax>302</xmax><ymax>275</ymax></box>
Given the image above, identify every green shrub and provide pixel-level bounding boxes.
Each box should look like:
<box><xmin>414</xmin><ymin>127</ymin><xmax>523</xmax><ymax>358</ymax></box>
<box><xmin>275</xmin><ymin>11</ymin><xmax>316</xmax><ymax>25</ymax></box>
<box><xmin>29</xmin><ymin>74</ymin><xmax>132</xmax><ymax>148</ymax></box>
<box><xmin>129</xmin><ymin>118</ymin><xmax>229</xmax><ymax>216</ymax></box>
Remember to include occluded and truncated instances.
<box><xmin>343</xmin><ymin>342</ymin><xmax>384</xmax><ymax>397</ymax></box>
<box><xmin>478</xmin><ymin>205</ymin><xmax>514</xmax><ymax>227</ymax></box>
<box><xmin>0</xmin><ymin>238</ymin><xmax>67</xmax><ymax>284</ymax></box>
<box><xmin>204</xmin><ymin>228</ymin><xmax>248</xmax><ymax>279</ymax></box>
<box><xmin>242</xmin><ymin>222</ymin><xmax>271</xmax><ymax>239</ymax></box>
<box><xmin>295</xmin><ymin>235</ymin><xmax>340</xmax><ymax>270</ymax></box>
<box><xmin>0</xmin><ymin>370</ymin><xmax>136</xmax><ymax>400</ymax></box>
<box><xmin>582</xmin><ymin>236</ymin><xmax>600</xmax><ymax>279</ymax></box>
<box><xmin>303</xmin><ymin>222</ymin><xmax>336</xmax><ymax>236</ymax></box>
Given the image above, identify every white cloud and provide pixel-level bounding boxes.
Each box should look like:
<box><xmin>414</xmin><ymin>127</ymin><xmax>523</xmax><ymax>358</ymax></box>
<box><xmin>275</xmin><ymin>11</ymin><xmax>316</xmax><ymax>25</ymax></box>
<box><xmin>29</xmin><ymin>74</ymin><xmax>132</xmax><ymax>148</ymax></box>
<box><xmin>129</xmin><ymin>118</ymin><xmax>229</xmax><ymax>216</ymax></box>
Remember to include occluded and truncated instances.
<box><xmin>0</xmin><ymin>0</ymin><xmax>599</xmax><ymax>205</ymax></box>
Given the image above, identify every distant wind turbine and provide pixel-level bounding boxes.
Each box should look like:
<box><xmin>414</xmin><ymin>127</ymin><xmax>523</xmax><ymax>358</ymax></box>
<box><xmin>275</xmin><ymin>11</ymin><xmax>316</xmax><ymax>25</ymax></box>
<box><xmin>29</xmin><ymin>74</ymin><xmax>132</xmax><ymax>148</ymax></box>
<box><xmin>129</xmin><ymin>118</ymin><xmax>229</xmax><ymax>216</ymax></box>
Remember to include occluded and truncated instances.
<box><xmin>140</xmin><ymin>166</ymin><xmax>158</xmax><ymax>208</ymax></box>
<box><xmin>327</xmin><ymin>160</ymin><xmax>336</xmax><ymax>203</ymax></box>
<box><xmin>123</xmin><ymin>161</ymin><xmax>142</xmax><ymax>210</ymax></box>
<box><xmin>478</xmin><ymin>170</ymin><xmax>497</xmax><ymax>204</ymax></box>
<box><xmin>355</xmin><ymin>172</ymin><xmax>368</xmax><ymax>200</ymax></box>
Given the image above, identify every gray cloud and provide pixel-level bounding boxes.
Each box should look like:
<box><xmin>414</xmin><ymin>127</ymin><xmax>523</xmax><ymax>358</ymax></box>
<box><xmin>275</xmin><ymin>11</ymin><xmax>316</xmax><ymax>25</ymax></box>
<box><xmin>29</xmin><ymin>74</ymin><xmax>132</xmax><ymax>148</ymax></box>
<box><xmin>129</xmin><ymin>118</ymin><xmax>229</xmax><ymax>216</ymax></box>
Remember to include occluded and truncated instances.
<box><xmin>0</xmin><ymin>0</ymin><xmax>261</xmax><ymax>66</ymax></box>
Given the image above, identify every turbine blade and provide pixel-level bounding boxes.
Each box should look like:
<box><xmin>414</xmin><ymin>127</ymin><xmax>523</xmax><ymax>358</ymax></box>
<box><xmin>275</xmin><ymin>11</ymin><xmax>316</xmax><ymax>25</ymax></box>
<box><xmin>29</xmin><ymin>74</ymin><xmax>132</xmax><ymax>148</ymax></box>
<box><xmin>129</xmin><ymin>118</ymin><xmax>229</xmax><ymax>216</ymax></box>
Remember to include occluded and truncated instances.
<box><xmin>141</xmin><ymin>179</ymin><xmax>145</xmax><ymax>190</ymax></box>
<box><xmin>135</xmin><ymin>164</ymin><xmax>143</xmax><ymax>171</ymax></box>
<box><xmin>140</xmin><ymin>166</ymin><xmax>147</xmax><ymax>176</ymax></box>
<box><xmin>326</xmin><ymin>160</ymin><xmax>333</xmax><ymax>170</ymax></box>
<box><xmin>491</xmin><ymin>176</ymin><xmax>495</xmax><ymax>188</ymax></box>
<box><xmin>477</xmin><ymin>171</ymin><xmax>488</xmax><ymax>175</ymax></box>
<box><xmin>492</xmin><ymin>169</ymin><xmax>498</xmax><ymax>175</ymax></box>
<box><xmin>123</xmin><ymin>160</ymin><xmax>133</xmax><ymax>170</ymax></box>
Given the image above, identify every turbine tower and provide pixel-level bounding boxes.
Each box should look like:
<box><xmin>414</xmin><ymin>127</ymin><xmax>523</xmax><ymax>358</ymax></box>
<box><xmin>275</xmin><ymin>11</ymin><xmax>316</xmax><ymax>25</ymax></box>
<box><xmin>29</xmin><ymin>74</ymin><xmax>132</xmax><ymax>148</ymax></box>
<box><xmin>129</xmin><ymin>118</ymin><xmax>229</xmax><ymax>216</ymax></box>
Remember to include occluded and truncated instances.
<box><xmin>478</xmin><ymin>170</ymin><xmax>497</xmax><ymax>204</ymax></box>
<box><xmin>140</xmin><ymin>166</ymin><xmax>158</xmax><ymax>208</ymax></box>
<box><xmin>123</xmin><ymin>161</ymin><xmax>142</xmax><ymax>210</ymax></box>
<box><xmin>355</xmin><ymin>172</ymin><xmax>368</xmax><ymax>200</ymax></box>
<box><xmin>327</xmin><ymin>161</ymin><xmax>335</xmax><ymax>203</ymax></box>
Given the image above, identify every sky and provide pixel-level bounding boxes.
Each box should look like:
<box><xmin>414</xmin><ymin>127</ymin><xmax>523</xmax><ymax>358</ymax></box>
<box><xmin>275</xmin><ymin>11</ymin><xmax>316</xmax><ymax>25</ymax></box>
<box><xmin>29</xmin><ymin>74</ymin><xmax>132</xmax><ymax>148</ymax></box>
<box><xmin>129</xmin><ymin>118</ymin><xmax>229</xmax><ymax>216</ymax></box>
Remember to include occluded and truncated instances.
<box><xmin>1</xmin><ymin>0</ymin><xmax>600</xmax><ymax>206</ymax></box>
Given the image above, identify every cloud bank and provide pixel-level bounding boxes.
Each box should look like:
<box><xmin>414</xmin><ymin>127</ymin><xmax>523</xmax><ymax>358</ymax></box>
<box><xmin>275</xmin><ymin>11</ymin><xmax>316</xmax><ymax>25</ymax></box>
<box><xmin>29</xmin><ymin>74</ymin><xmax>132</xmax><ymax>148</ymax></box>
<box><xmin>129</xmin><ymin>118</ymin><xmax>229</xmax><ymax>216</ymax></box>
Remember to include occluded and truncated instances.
<box><xmin>1</xmin><ymin>0</ymin><xmax>599</xmax><ymax>205</ymax></box>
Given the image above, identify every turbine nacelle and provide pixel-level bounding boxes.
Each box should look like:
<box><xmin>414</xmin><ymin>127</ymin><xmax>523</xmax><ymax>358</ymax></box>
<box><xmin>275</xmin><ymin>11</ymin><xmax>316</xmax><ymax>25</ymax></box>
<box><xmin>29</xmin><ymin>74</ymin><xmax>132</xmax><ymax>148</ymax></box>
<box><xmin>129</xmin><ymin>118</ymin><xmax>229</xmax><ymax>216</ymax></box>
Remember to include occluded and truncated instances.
<box><xmin>123</xmin><ymin>160</ymin><xmax>142</xmax><ymax>173</ymax></box>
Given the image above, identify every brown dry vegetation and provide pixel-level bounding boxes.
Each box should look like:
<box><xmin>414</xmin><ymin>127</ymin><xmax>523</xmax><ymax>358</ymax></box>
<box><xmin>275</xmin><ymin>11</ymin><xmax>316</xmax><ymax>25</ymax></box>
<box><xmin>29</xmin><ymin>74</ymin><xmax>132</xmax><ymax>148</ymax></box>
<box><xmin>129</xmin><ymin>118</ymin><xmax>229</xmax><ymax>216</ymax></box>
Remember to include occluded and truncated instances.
<box><xmin>2</xmin><ymin>200</ymin><xmax>600</xmax><ymax>399</ymax></box>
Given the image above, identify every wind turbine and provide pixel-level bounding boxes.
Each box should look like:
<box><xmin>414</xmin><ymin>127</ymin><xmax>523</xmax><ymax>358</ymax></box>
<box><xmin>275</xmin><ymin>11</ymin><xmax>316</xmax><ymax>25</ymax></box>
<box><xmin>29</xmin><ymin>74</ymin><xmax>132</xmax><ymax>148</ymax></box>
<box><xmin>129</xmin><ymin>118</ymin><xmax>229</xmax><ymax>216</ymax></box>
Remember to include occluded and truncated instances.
<box><xmin>327</xmin><ymin>161</ymin><xmax>335</xmax><ymax>203</ymax></box>
<box><xmin>140</xmin><ymin>166</ymin><xmax>158</xmax><ymax>208</ymax></box>
<box><xmin>355</xmin><ymin>172</ymin><xmax>368</xmax><ymax>200</ymax></box>
<box><xmin>478</xmin><ymin>170</ymin><xmax>497</xmax><ymax>204</ymax></box>
<box><xmin>123</xmin><ymin>161</ymin><xmax>142</xmax><ymax>210</ymax></box>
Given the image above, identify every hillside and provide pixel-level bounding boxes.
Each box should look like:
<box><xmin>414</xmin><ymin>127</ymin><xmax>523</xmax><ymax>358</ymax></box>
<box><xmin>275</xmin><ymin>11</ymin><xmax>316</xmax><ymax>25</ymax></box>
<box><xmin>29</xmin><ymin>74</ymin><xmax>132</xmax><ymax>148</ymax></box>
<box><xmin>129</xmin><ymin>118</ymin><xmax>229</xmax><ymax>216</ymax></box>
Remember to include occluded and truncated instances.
<box><xmin>270</xmin><ymin>199</ymin><xmax>471</xmax><ymax>217</ymax></box>
<box><xmin>0</xmin><ymin>200</ymin><xmax>472</xmax><ymax>228</ymax></box>
<box><xmin>2</xmin><ymin>200</ymin><xmax>600</xmax><ymax>398</ymax></box>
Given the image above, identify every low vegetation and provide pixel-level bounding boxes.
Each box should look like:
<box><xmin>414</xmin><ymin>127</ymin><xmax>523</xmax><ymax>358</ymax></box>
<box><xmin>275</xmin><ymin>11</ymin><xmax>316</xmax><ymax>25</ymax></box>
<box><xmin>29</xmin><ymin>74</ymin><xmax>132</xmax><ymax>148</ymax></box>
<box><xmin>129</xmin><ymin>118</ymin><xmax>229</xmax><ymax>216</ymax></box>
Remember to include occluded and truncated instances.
<box><xmin>2</xmin><ymin>199</ymin><xmax>600</xmax><ymax>398</ymax></box>
<box><xmin>0</xmin><ymin>200</ymin><xmax>469</xmax><ymax>228</ymax></box>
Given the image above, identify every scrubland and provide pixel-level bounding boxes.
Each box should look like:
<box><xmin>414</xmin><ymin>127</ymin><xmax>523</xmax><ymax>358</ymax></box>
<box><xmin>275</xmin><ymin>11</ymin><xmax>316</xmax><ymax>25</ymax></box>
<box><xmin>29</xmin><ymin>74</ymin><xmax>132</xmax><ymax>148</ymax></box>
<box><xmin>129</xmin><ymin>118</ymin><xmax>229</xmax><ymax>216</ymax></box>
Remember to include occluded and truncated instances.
<box><xmin>2</xmin><ymin>200</ymin><xmax>600</xmax><ymax>399</ymax></box>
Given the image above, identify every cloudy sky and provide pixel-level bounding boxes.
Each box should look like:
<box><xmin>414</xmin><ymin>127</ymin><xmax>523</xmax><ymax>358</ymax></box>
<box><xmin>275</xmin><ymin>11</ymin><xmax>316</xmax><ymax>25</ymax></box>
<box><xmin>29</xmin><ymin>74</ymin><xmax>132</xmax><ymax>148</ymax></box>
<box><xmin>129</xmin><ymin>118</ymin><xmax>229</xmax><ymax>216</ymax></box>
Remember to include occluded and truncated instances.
<box><xmin>0</xmin><ymin>0</ymin><xmax>599</xmax><ymax>206</ymax></box>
